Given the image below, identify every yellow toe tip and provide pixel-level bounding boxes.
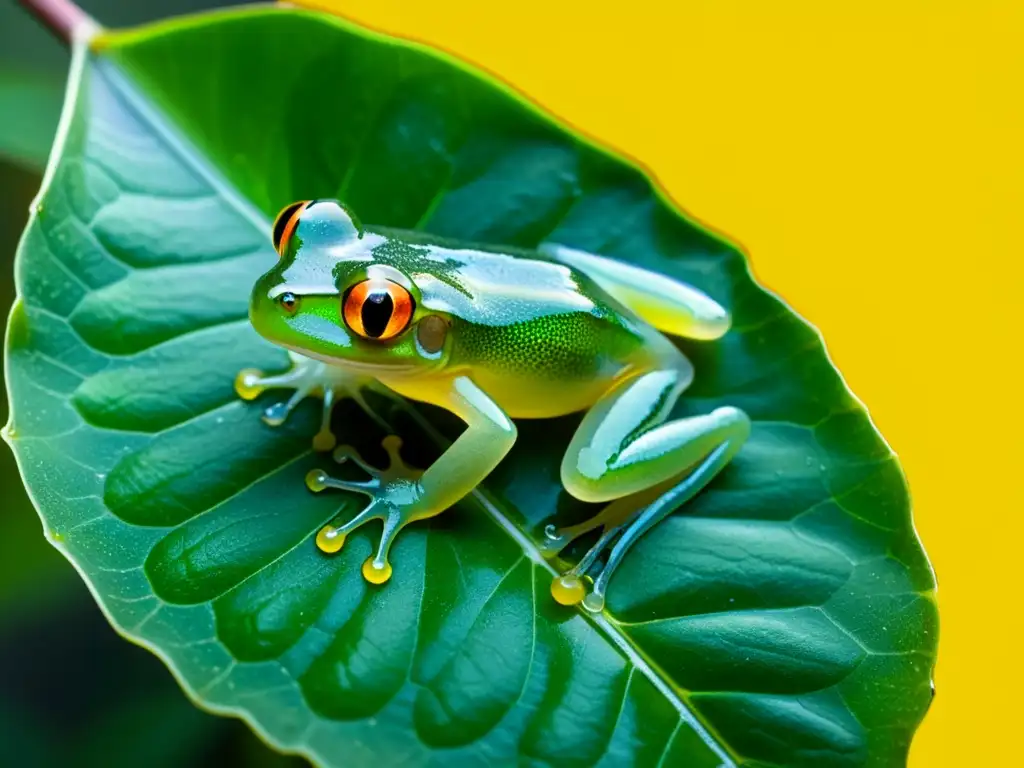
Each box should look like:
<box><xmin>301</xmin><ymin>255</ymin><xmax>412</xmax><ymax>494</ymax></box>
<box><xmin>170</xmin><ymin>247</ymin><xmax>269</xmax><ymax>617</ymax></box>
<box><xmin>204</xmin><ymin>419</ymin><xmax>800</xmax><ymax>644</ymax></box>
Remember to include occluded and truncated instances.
<box><xmin>550</xmin><ymin>575</ymin><xmax>586</xmax><ymax>606</ymax></box>
<box><xmin>312</xmin><ymin>431</ymin><xmax>337</xmax><ymax>453</ymax></box>
<box><xmin>234</xmin><ymin>369</ymin><xmax>264</xmax><ymax>400</ymax></box>
<box><xmin>305</xmin><ymin>469</ymin><xmax>327</xmax><ymax>493</ymax></box>
<box><xmin>362</xmin><ymin>557</ymin><xmax>393</xmax><ymax>585</ymax></box>
<box><xmin>316</xmin><ymin>526</ymin><xmax>346</xmax><ymax>554</ymax></box>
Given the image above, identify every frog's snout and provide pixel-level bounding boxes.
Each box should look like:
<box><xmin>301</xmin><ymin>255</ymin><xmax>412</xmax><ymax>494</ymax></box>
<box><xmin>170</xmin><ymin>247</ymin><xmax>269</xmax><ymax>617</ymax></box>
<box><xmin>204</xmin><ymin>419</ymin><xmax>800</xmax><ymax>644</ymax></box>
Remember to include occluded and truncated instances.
<box><xmin>247</xmin><ymin>275</ymin><xmax>280</xmax><ymax>342</ymax></box>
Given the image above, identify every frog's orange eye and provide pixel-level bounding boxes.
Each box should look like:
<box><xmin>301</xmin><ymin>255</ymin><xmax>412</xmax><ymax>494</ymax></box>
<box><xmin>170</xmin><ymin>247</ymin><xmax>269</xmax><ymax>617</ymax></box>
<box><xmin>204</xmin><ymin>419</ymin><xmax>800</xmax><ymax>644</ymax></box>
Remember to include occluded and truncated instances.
<box><xmin>272</xmin><ymin>200</ymin><xmax>311</xmax><ymax>257</ymax></box>
<box><xmin>343</xmin><ymin>279</ymin><xmax>414</xmax><ymax>341</ymax></box>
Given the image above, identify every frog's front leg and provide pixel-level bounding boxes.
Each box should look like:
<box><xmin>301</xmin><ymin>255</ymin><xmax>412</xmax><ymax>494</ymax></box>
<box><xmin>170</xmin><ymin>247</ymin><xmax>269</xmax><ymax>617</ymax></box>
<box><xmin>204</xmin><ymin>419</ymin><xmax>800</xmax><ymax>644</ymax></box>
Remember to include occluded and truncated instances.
<box><xmin>306</xmin><ymin>376</ymin><xmax>517</xmax><ymax>584</ymax></box>
<box><xmin>544</xmin><ymin>350</ymin><xmax>750</xmax><ymax>613</ymax></box>
<box><xmin>235</xmin><ymin>351</ymin><xmax>396</xmax><ymax>452</ymax></box>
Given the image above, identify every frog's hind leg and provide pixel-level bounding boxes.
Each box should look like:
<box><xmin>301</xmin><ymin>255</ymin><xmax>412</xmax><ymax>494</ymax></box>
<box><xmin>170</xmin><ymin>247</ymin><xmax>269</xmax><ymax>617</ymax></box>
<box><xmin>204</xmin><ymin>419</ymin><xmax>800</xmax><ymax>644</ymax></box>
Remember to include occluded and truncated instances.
<box><xmin>542</xmin><ymin>491</ymin><xmax>658</xmax><ymax>608</ymax></box>
<box><xmin>546</xmin><ymin>352</ymin><xmax>750</xmax><ymax>612</ymax></box>
<box><xmin>538</xmin><ymin>243</ymin><xmax>730</xmax><ymax>341</ymax></box>
<box><xmin>235</xmin><ymin>351</ymin><xmax>396</xmax><ymax>451</ymax></box>
<box><xmin>562</xmin><ymin>438</ymin><xmax>742</xmax><ymax>613</ymax></box>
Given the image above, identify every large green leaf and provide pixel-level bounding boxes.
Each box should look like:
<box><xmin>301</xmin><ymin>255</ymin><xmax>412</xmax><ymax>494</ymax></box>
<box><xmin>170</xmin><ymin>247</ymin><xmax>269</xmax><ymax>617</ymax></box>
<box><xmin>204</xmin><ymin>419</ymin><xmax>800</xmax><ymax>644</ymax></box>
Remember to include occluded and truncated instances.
<box><xmin>4</xmin><ymin>6</ymin><xmax>937</xmax><ymax>766</ymax></box>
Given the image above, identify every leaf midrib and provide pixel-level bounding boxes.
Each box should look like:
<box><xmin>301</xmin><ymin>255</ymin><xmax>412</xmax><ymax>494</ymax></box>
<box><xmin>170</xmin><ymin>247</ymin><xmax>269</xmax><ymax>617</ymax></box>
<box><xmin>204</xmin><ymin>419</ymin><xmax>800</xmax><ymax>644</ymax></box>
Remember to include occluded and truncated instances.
<box><xmin>471</xmin><ymin>482</ymin><xmax>734</xmax><ymax>763</ymax></box>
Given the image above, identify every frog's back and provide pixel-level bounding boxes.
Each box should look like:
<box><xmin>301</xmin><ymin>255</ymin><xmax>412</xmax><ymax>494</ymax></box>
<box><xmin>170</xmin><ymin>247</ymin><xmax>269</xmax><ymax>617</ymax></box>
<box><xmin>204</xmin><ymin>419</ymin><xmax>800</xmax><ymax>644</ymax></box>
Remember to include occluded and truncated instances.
<box><xmin>368</xmin><ymin>235</ymin><xmax>656</xmax><ymax>417</ymax></box>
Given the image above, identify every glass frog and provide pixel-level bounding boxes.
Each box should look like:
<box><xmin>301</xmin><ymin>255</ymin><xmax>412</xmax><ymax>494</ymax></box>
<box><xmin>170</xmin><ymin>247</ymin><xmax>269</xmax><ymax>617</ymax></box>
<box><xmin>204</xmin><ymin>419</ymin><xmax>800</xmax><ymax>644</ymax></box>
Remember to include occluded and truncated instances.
<box><xmin>237</xmin><ymin>199</ymin><xmax>750</xmax><ymax>612</ymax></box>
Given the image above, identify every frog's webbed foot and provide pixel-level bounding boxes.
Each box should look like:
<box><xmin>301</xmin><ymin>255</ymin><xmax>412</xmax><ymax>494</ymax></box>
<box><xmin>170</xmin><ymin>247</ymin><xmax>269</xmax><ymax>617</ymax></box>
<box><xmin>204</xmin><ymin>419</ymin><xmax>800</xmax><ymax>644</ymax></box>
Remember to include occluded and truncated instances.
<box><xmin>540</xmin><ymin>493</ymin><xmax>648</xmax><ymax>613</ymax></box>
<box><xmin>235</xmin><ymin>351</ymin><xmax>396</xmax><ymax>452</ymax></box>
<box><xmin>305</xmin><ymin>435</ymin><xmax>425</xmax><ymax>585</ymax></box>
<box><xmin>543</xmin><ymin>438</ymin><xmax>739</xmax><ymax>614</ymax></box>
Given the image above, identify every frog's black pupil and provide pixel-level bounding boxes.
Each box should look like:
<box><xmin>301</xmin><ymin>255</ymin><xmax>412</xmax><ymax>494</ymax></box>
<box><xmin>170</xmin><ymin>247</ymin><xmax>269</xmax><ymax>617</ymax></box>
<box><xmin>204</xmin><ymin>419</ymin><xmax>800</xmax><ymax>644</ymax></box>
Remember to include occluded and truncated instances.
<box><xmin>273</xmin><ymin>202</ymin><xmax>304</xmax><ymax>251</ymax></box>
<box><xmin>361</xmin><ymin>290</ymin><xmax>394</xmax><ymax>338</ymax></box>
<box><xmin>280</xmin><ymin>292</ymin><xmax>296</xmax><ymax>311</ymax></box>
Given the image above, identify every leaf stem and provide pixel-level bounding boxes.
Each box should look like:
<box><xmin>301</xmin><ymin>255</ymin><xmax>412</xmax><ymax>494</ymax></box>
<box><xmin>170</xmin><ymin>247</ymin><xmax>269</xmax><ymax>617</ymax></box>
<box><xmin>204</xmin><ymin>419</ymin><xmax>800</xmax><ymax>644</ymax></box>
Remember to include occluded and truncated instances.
<box><xmin>16</xmin><ymin>0</ymin><xmax>99</xmax><ymax>44</ymax></box>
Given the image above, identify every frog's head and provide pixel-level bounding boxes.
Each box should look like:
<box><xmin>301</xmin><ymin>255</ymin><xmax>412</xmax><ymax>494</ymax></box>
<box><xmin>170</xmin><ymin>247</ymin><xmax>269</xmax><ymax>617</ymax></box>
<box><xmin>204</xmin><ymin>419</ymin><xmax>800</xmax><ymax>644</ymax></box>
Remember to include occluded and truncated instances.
<box><xmin>249</xmin><ymin>199</ymin><xmax>451</xmax><ymax>375</ymax></box>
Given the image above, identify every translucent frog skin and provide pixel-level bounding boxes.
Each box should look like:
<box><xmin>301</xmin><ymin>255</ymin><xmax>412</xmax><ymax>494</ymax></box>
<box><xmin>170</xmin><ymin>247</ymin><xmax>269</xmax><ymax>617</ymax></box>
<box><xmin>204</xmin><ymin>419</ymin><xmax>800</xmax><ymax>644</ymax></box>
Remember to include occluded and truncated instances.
<box><xmin>237</xmin><ymin>199</ymin><xmax>750</xmax><ymax>612</ymax></box>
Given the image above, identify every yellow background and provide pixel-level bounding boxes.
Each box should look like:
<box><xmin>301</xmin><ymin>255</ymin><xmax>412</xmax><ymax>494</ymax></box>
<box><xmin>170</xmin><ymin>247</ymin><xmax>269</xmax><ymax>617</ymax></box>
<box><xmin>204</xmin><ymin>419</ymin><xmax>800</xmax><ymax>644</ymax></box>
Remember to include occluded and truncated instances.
<box><xmin>312</xmin><ymin>1</ymin><xmax>1019</xmax><ymax>764</ymax></box>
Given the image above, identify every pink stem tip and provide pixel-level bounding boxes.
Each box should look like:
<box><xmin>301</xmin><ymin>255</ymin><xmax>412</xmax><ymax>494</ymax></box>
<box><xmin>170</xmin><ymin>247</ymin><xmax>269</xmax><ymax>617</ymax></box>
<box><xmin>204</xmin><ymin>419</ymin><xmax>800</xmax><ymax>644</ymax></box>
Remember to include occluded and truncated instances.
<box><xmin>17</xmin><ymin>0</ymin><xmax>97</xmax><ymax>43</ymax></box>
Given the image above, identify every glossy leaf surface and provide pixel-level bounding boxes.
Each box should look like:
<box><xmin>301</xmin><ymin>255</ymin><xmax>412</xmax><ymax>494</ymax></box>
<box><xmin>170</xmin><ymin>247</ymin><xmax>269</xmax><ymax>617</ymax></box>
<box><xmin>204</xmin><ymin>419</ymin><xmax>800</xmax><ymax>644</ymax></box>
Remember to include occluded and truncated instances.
<box><xmin>4</xmin><ymin>7</ymin><xmax>937</xmax><ymax>766</ymax></box>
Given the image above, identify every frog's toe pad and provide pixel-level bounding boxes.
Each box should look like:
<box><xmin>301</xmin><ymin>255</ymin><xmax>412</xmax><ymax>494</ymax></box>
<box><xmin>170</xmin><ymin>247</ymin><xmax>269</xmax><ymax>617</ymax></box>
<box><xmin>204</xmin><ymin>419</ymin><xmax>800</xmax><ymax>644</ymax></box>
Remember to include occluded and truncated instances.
<box><xmin>550</xmin><ymin>574</ymin><xmax>587</xmax><ymax>606</ymax></box>
<box><xmin>362</xmin><ymin>557</ymin><xmax>393</xmax><ymax>584</ymax></box>
<box><xmin>234</xmin><ymin>368</ymin><xmax>266</xmax><ymax>401</ymax></box>
<box><xmin>315</xmin><ymin>525</ymin><xmax>346</xmax><ymax>553</ymax></box>
<box><xmin>312</xmin><ymin>429</ymin><xmax>337</xmax><ymax>453</ymax></box>
<box><xmin>582</xmin><ymin>592</ymin><xmax>605</xmax><ymax>613</ymax></box>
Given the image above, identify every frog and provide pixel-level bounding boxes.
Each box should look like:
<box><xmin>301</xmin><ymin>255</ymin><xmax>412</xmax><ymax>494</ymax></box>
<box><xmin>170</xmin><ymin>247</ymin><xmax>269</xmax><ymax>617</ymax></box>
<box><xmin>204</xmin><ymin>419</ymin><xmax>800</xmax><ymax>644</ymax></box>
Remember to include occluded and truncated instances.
<box><xmin>236</xmin><ymin>199</ymin><xmax>750</xmax><ymax>613</ymax></box>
